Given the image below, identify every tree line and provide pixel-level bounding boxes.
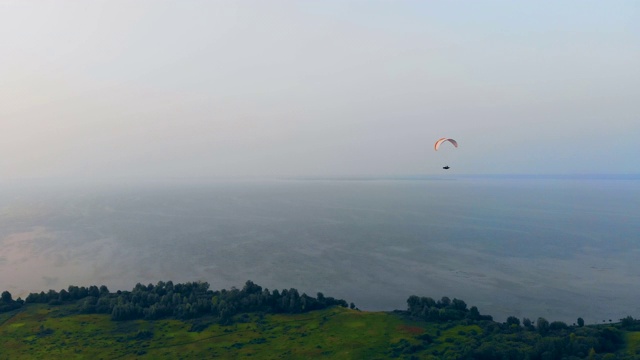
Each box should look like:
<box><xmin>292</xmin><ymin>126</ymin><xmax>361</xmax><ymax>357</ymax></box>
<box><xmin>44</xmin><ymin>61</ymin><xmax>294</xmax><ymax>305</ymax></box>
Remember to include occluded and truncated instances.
<box><xmin>1</xmin><ymin>280</ymin><xmax>348</xmax><ymax>323</ymax></box>
<box><xmin>406</xmin><ymin>294</ymin><xmax>494</xmax><ymax>322</ymax></box>
<box><xmin>3</xmin><ymin>282</ymin><xmax>640</xmax><ymax>358</ymax></box>
<box><xmin>401</xmin><ymin>293</ymin><xmax>636</xmax><ymax>359</ymax></box>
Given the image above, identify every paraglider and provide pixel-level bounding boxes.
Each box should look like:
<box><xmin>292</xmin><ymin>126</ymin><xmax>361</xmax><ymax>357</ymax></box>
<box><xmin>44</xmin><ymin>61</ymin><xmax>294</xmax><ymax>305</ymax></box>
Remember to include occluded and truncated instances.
<box><xmin>434</xmin><ymin>138</ymin><xmax>458</xmax><ymax>151</ymax></box>
<box><xmin>434</xmin><ymin>138</ymin><xmax>457</xmax><ymax>170</ymax></box>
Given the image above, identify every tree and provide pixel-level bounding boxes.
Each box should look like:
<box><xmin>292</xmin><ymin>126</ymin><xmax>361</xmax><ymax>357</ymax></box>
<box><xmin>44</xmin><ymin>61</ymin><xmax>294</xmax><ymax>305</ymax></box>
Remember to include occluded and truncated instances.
<box><xmin>438</xmin><ymin>296</ymin><xmax>451</xmax><ymax>307</ymax></box>
<box><xmin>1</xmin><ymin>291</ymin><xmax>12</xmax><ymax>303</ymax></box>
<box><xmin>58</xmin><ymin>289</ymin><xmax>70</xmax><ymax>302</ymax></box>
<box><xmin>620</xmin><ymin>316</ymin><xmax>634</xmax><ymax>328</ymax></box>
<box><xmin>549</xmin><ymin>321</ymin><xmax>568</xmax><ymax>330</ymax></box>
<box><xmin>577</xmin><ymin>317</ymin><xmax>585</xmax><ymax>327</ymax></box>
<box><xmin>242</xmin><ymin>280</ymin><xmax>261</xmax><ymax>295</ymax></box>
<box><xmin>467</xmin><ymin>306</ymin><xmax>480</xmax><ymax>320</ymax></box>
<box><xmin>451</xmin><ymin>298</ymin><xmax>467</xmax><ymax>311</ymax></box>
<box><xmin>537</xmin><ymin>317</ymin><xmax>549</xmax><ymax>335</ymax></box>
<box><xmin>407</xmin><ymin>295</ymin><xmax>420</xmax><ymax>312</ymax></box>
<box><xmin>506</xmin><ymin>316</ymin><xmax>520</xmax><ymax>327</ymax></box>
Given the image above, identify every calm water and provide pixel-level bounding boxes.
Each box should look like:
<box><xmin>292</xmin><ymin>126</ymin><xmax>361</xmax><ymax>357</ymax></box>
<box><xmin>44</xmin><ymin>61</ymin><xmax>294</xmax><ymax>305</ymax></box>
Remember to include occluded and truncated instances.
<box><xmin>1</xmin><ymin>177</ymin><xmax>639</xmax><ymax>323</ymax></box>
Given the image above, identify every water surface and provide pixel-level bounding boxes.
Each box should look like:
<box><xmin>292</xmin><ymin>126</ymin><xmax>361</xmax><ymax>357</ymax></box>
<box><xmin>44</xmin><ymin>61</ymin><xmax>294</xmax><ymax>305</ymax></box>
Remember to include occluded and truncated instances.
<box><xmin>1</xmin><ymin>177</ymin><xmax>638</xmax><ymax>323</ymax></box>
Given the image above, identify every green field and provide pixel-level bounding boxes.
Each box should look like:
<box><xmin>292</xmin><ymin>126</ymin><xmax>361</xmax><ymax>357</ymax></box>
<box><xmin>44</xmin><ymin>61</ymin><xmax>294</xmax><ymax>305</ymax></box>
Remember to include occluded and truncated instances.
<box><xmin>1</xmin><ymin>303</ymin><xmax>638</xmax><ymax>359</ymax></box>
<box><xmin>0</xmin><ymin>305</ymin><xmax>417</xmax><ymax>359</ymax></box>
<box><xmin>626</xmin><ymin>331</ymin><xmax>640</xmax><ymax>358</ymax></box>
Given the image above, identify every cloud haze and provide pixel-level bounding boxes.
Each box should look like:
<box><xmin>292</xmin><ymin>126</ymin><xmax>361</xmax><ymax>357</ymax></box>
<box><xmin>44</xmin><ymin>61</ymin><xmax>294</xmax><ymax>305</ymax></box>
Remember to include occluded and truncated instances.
<box><xmin>1</xmin><ymin>1</ymin><xmax>639</xmax><ymax>179</ymax></box>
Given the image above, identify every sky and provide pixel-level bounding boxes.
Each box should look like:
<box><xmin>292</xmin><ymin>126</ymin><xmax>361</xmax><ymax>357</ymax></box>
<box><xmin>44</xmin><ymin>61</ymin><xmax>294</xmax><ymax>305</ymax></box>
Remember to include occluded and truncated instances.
<box><xmin>1</xmin><ymin>1</ymin><xmax>639</xmax><ymax>179</ymax></box>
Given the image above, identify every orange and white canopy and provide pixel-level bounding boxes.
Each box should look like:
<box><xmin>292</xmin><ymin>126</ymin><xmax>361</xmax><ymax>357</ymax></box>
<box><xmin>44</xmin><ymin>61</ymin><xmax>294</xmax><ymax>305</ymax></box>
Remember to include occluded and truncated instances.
<box><xmin>434</xmin><ymin>138</ymin><xmax>458</xmax><ymax>151</ymax></box>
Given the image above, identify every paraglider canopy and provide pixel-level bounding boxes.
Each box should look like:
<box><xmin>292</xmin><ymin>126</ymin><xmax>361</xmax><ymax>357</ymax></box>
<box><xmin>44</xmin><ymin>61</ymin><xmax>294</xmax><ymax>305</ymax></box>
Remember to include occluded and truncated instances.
<box><xmin>434</xmin><ymin>138</ymin><xmax>458</xmax><ymax>151</ymax></box>
<box><xmin>435</xmin><ymin>138</ymin><xmax>457</xmax><ymax>170</ymax></box>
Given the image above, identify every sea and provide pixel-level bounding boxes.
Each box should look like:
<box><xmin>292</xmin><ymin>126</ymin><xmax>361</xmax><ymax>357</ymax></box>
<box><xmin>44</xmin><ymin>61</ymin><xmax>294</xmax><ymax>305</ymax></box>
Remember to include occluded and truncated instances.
<box><xmin>1</xmin><ymin>175</ymin><xmax>639</xmax><ymax>324</ymax></box>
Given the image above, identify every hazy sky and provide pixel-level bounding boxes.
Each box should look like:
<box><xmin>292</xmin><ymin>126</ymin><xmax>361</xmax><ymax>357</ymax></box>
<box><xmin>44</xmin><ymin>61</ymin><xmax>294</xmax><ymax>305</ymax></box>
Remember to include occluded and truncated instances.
<box><xmin>1</xmin><ymin>1</ymin><xmax>639</xmax><ymax>179</ymax></box>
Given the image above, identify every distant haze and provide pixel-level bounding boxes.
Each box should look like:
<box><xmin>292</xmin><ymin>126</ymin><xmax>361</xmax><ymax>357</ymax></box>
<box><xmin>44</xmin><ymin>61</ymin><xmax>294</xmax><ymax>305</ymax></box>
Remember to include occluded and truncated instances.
<box><xmin>1</xmin><ymin>1</ymin><xmax>639</xmax><ymax>179</ymax></box>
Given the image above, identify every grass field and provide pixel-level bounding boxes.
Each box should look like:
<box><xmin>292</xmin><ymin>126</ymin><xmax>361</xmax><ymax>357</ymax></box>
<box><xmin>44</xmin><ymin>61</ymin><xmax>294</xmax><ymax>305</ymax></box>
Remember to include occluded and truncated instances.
<box><xmin>626</xmin><ymin>331</ymin><xmax>640</xmax><ymax>358</ymax></box>
<box><xmin>1</xmin><ymin>303</ymin><xmax>638</xmax><ymax>359</ymax></box>
<box><xmin>0</xmin><ymin>304</ymin><xmax>454</xmax><ymax>359</ymax></box>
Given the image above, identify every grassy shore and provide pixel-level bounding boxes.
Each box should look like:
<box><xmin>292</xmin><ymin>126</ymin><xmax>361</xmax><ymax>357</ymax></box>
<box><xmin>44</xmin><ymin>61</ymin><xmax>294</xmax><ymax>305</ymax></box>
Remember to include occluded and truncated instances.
<box><xmin>1</xmin><ymin>302</ymin><xmax>638</xmax><ymax>359</ymax></box>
